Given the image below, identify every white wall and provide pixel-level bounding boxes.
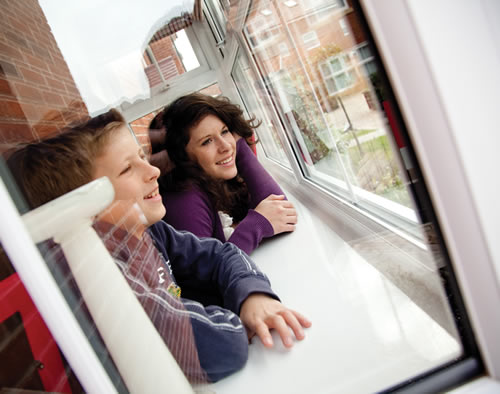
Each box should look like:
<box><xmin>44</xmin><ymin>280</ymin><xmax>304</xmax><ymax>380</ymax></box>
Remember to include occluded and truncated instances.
<box><xmin>360</xmin><ymin>0</ymin><xmax>500</xmax><ymax>378</ymax></box>
<box><xmin>406</xmin><ymin>0</ymin><xmax>500</xmax><ymax>288</ymax></box>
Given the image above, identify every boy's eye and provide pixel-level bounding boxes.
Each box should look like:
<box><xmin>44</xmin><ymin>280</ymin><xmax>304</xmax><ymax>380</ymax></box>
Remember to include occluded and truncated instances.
<box><xmin>119</xmin><ymin>165</ymin><xmax>131</xmax><ymax>175</ymax></box>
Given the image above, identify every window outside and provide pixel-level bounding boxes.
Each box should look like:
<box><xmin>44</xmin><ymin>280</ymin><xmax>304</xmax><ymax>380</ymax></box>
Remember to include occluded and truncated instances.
<box><xmin>231</xmin><ymin>50</ymin><xmax>291</xmax><ymax>167</ymax></box>
<box><xmin>240</xmin><ymin>0</ymin><xmax>421</xmax><ymax>233</ymax></box>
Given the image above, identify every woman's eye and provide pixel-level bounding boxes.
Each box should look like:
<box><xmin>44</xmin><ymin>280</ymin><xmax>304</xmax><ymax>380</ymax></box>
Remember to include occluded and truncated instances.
<box><xmin>201</xmin><ymin>138</ymin><xmax>212</xmax><ymax>146</ymax></box>
<box><xmin>221</xmin><ymin>129</ymin><xmax>230</xmax><ymax>135</ymax></box>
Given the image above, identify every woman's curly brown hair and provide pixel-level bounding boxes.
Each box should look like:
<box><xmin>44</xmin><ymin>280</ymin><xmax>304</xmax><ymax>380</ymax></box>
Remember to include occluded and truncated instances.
<box><xmin>160</xmin><ymin>93</ymin><xmax>261</xmax><ymax>222</ymax></box>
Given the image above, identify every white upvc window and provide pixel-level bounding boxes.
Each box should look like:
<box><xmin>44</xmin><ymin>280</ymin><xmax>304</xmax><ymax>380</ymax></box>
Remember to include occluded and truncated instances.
<box><xmin>319</xmin><ymin>52</ymin><xmax>356</xmax><ymax>94</ymax></box>
<box><xmin>302</xmin><ymin>31</ymin><xmax>320</xmax><ymax>50</ymax></box>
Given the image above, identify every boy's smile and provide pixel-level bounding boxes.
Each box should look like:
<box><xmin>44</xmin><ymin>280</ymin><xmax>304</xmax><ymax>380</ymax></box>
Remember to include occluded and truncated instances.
<box><xmin>93</xmin><ymin>126</ymin><xmax>166</xmax><ymax>233</ymax></box>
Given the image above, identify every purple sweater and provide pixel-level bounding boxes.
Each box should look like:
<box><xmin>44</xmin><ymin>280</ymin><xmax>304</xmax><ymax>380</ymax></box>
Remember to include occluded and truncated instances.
<box><xmin>162</xmin><ymin>139</ymin><xmax>284</xmax><ymax>254</ymax></box>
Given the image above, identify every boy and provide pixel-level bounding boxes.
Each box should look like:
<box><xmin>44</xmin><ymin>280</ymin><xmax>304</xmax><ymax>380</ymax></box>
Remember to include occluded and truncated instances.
<box><xmin>14</xmin><ymin>109</ymin><xmax>311</xmax><ymax>383</ymax></box>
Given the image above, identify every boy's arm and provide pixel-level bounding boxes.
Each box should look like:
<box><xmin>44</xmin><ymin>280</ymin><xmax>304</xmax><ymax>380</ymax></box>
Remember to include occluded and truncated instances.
<box><xmin>113</xmin><ymin>256</ymin><xmax>248</xmax><ymax>383</ymax></box>
<box><xmin>183</xmin><ymin>302</ymin><xmax>249</xmax><ymax>382</ymax></box>
<box><xmin>155</xmin><ymin>222</ymin><xmax>279</xmax><ymax>312</ymax></box>
<box><xmin>150</xmin><ymin>222</ymin><xmax>311</xmax><ymax>348</ymax></box>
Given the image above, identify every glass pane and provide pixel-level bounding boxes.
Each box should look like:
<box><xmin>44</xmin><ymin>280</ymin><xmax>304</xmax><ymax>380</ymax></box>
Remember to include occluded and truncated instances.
<box><xmin>172</xmin><ymin>30</ymin><xmax>200</xmax><ymax>72</ymax></box>
<box><xmin>129</xmin><ymin>110</ymin><xmax>161</xmax><ymax>155</ymax></box>
<box><xmin>358</xmin><ymin>44</ymin><xmax>372</xmax><ymax>60</ymax></box>
<box><xmin>198</xmin><ymin>83</ymin><xmax>222</xmax><ymax>97</ymax></box>
<box><xmin>330</xmin><ymin>58</ymin><xmax>342</xmax><ymax>72</ymax></box>
<box><xmin>320</xmin><ymin>63</ymin><xmax>330</xmax><ymax>76</ymax></box>
<box><xmin>242</xmin><ymin>0</ymin><xmax>429</xmax><ymax>233</ymax></box>
<box><xmin>240</xmin><ymin>0</ymin><xmax>466</xmax><ymax>389</ymax></box>
<box><xmin>0</xmin><ymin>1</ymin><xmax>217</xmax><ymax>391</ymax></box>
<box><xmin>144</xmin><ymin>27</ymin><xmax>202</xmax><ymax>91</ymax></box>
<box><xmin>231</xmin><ymin>50</ymin><xmax>290</xmax><ymax>166</ymax></box>
<box><xmin>204</xmin><ymin>0</ymin><xmax>228</xmax><ymax>42</ymax></box>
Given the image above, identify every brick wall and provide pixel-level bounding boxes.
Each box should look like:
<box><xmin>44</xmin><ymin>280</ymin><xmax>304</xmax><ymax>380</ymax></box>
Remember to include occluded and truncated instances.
<box><xmin>143</xmin><ymin>34</ymin><xmax>186</xmax><ymax>89</ymax></box>
<box><xmin>130</xmin><ymin>111</ymin><xmax>157</xmax><ymax>155</ymax></box>
<box><xmin>150</xmin><ymin>35</ymin><xmax>185</xmax><ymax>75</ymax></box>
<box><xmin>0</xmin><ymin>0</ymin><xmax>88</xmax><ymax>155</ymax></box>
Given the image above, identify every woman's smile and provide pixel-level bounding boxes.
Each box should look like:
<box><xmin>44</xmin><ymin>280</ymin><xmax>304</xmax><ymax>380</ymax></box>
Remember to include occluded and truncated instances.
<box><xmin>186</xmin><ymin>114</ymin><xmax>238</xmax><ymax>180</ymax></box>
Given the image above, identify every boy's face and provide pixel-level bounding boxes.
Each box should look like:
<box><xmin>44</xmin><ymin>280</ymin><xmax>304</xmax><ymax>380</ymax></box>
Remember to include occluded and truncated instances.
<box><xmin>93</xmin><ymin>126</ymin><xmax>165</xmax><ymax>229</ymax></box>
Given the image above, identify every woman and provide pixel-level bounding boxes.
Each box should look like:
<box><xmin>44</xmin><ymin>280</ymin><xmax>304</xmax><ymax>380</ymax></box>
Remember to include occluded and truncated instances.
<box><xmin>158</xmin><ymin>93</ymin><xmax>297</xmax><ymax>255</ymax></box>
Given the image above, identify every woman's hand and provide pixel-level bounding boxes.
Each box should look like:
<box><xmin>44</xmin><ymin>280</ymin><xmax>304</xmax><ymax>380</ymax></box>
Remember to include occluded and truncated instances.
<box><xmin>254</xmin><ymin>194</ymin><xmax>298</xmax><ymax>235</ymax></box>
<box><xmin>240</xmin><ymin>293</ymin><xmax>311</xmax><ymax>348</ymax></box>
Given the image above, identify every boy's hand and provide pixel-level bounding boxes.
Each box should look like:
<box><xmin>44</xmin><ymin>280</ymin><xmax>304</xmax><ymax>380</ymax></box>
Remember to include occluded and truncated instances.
<box><xmin>239</xmin><ymin>293</ymin><xmax>311</xmax><ymax>348</ymax></box>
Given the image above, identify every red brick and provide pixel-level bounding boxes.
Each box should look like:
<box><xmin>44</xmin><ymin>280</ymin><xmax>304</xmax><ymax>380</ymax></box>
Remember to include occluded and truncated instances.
<box><xmin>60</xmin><ymin>109</ymin><xmax>86</xmax><ymax>125</ymax></box>
<box><xmin>65</xmin><ymin>98</ymin><xmax>88</xmax><ymax>114</ymax></box>
<box><xmin>24</xmin><ymin>53</ymin><xmax>49</xmax><ymax>72</ymax></box>
<box><xmin>33</xmin><ymin>122</ymin><xmax>61</xmax><ymax>139</ymax></box>
<box><xmin>13</xmin><ymin>82</ymin><xmax>43</xmax><ymax>101</ymax></box>
<box><xmin>19</xmin><ymin>66</ymin><xmax>46</xmax><ymax>85</ymax></box>
<box><xmin>38</xmin><ymin>108</ymin><xmax>65</xmax><ymax>124</ymax></box>
<box><xmin>0</xmin><ymin>121</ymin><xmax>35</xmax><ymax>143</ymax></box>
<box><xmin>30</xmin><ymin>43</ymin><xmax>51</xmax><ymax>60</ymax></box>
<box><xmin>0</xmin><ymin>99</ymin><xmax>25</xmax><ymax>120</ymax></box>
<box><xmin>42</xmin><ymin>91</ymin><xmax>64</xmax><ymax>106</ymax></box>
<box><xmin>20</xmin><ymin>102</ymin><xmax>40</xmax><ymax>122</ymax></box>
<box><xmin>44</xmin><ymin>76</ymin><xmax>65</xmax><ymax>92</ymax></box>
<box><xmin>4</xmin><ymin>30</ymin><xmax>29</xmax><ymax>49</ymax></box>
<box><xmin>0</xmin><ymin>78</ymin><xmax>14</xmax><ymax>96</ymax></box>
<box><xmin>8</xmin><ymin>15</ymin><xmax>28</xmax><ymax>35</ymax></box>
<box><xmin>0</xmin><ymin>41</ymin><xmax>24</xmax><ymax>62</ymax></box>
<box><xmin>36</xmin><ymin>104</ymin><xmax>58</xmax><ymax>122</ymax></box>
<box><xmin>48</xmin><ymin>63</ymin><xmax>70</xmax><ymax>79</ymax></box>
<box><xmin>64</xmin><ymin>83</ymin><xmax>80</xmax><ymax>96</ymax></box>
<box><xmin>53</xmin><ymin>57</ymin><xmax>69</xmax><ymax>72</ymax></box>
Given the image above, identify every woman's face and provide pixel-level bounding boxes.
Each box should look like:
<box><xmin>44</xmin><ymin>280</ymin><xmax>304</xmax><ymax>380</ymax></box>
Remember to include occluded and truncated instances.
<box><xmin>185</xmin><ymin>114</ymin><xmax>237</xmax><ymax>180</ymax></box>
<box><xmin>93</xmin><ymin>126</ymin><xmax>165</xmax><ymax>231</ymax></box>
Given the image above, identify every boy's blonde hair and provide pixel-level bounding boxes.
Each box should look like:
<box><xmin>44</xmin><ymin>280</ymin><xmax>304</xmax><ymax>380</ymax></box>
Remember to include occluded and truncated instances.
<box><xmin>10</xmin><ymin>109</ymin><xmax>125</xmax><ymax>209</ymax></box>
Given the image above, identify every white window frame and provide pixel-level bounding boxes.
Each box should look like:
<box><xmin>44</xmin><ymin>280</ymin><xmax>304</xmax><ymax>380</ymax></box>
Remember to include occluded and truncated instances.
<box><xmin>339</xmin><ymin>17</ymin><xmax>350</xmax><ymax>35</ymax></box>
<box><xmin>302</xmin><ymin>30</ymin><xmax>320</xmax><ymax>50</ymax></box>
<box><xmin>319</xmin><ymin>52</ymin><xmax>356</xmax><ymax>94</ymax></box>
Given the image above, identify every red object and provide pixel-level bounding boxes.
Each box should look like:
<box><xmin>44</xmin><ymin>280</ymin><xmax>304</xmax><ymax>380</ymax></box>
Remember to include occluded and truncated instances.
<box><xmin>0</xmin><ymin>273</ymin><xmax>72</xmax><ymax>393</ymax></box>
<box><xmin>383</xmin><ymin>100</ymin><xmax>405</xmax><ymax>149</ymax></box>
<box><xmin>248</xmin><ymin>135</ymin><xmax>257</xmax><ymax>155</ymax></box>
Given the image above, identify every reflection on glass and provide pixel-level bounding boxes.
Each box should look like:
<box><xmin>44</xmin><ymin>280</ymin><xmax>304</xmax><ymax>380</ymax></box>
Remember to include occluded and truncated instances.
<box><xmin>129</xmin><ymin>110</ymin><xmax>161</xmax><ymax>156</ymax></box>
<box><xmin>143</xmin><ymin>26</ymin><xmax>202</xmax><ymax>92</ymax></box>
<box><xmin>172</xmin><ymin>30</ymin><xmax>200</xmax><ymax>72</ymax></box>
<box><xmin>198</xmin><ymin>83</ymin><xmax>222</xmax><ymax>97</ymax></box>
<box><xmin>242</xmin><ymin>0</ymin><xmax>419</xmax><ymax>228</ymax></box>
<box><xmin>0</xmin><ymin>2</ymin><xmax>207</xmax><ymax>390</ymax></box>
<box><xmin>232</xmin><ymin>50</ymin><xmax>290</xmax><ymax>166</ymax></box>
<box><xmin>239</xmin><ymin>0</ymin><xmax>463</xmax><ymax>389</ymax></box>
